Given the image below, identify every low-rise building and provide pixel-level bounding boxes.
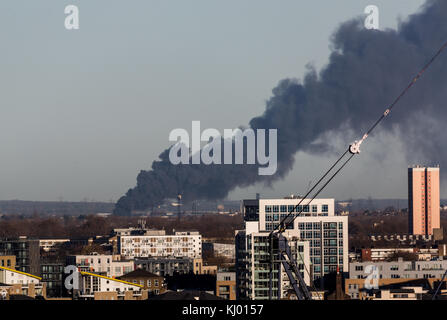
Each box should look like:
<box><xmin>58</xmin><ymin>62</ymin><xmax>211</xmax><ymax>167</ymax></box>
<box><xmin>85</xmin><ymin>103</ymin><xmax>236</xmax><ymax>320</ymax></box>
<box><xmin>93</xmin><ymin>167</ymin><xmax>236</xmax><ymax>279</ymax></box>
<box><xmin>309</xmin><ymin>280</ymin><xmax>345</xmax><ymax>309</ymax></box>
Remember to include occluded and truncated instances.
<box><xmin>66</xmin><ymin>253</ymin><xmax>134</xmax><ymax>278</ymax></box>
<box><xmin>0</xmin><ymin>266</ymin><xmax>46</xmax><ymax>299</ymax></box>
<box><xmin>117</xmin><ymin>269</ymin><xmax>165</xmax><ymax>295</ymax></box>
<box><xmin>361</xmin><ymin>247</ymin><xmax>440</xmax><ymax>262</ymax></box>
<box><xmin>349</xmin><ymin>259</ymin><xmax>447</xmax><ymax>280</ymax></box>
<box><xmin>77</xmin><ymin>271</ymin><xmax>147</xmax><ymax>300</ymax></box>
<box><xmin>216</xmin><ymin>272</ymin><xmax>236</xmax><ymax>300</ymax></box>
<box><xmin>193</xmin><ymin>258</ymin><xmax>217</xmax><ymax>275</ymax></box>
<box><xmin>135</xmin><ymin>257</ymin><xmax>194</xmax><ymax>276</ymax></box>
<box><xmin>0</xmin><ymin>255</ymin><xmax>16</xmax><ymax>269</ymax></box>
<box><xmin>345</xmin><ymin>278</ymin><xmax>447</xmax><ymax>300</ymax></box>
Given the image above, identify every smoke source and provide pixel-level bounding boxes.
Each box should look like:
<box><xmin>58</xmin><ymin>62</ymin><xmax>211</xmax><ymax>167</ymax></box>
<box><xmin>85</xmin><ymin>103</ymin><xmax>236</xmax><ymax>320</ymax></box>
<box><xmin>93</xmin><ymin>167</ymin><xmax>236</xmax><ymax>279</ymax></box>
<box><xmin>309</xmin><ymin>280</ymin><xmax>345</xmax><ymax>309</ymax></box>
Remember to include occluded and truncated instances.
<box><xmin>114</xmin><ymin>0</ymin><xmax>447</xmax><ymax>215</ymax></box>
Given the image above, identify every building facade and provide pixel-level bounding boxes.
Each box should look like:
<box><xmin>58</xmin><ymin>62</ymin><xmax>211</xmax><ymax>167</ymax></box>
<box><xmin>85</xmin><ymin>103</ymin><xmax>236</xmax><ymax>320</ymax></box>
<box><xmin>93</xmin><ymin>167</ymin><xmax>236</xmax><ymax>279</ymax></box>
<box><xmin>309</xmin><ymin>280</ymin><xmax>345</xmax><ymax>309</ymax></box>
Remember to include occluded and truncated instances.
<box><xmin>349</xmin><ymin>259</ymin><xmax>447</xmax><ymax>281</ymax></box>
<box><xmin>216</xmin><ymin>272</ymin><xmax>236</xmax><ymax>300</ymax></box>
<box><xmin>117</xmin><ymin>269</ymin><xmax>165</xmax><ymax>294</ymax></box>
<box><xmin>77</xmin><ymin>271</ymin><xmax>146</xmax><ymax>300</ymax></box>
<box><xmin>0</xmin><ymin>238</ymin><xmax>40</xmax><ymax>276</ymax></box>
<box><xmin>41</xmin><ymin>262</ymin><xmax>65</xmax><ymax>298</ymax></box>
<box><xmin>408</xmin><ymin>166</ymin><xmax>440</xmax><ymax>235</ymax></box>
<box><xmin>135</xmin><ymin>257</ymin><xmax>194</xmax><ymax>276</ymax></box>
<box><xmin>0</xmin><ymin>256</ymin><xmax>16</xmax><ymax>269</ymax></box>
<box><xmin>119</xmin><ymin>231</ymin><xmax>202</xmax><ymax>260</ymax></box>
<box><xmin>236</xmin><ymin>221</ymin><xmax>311</xmax><ymax>300</ymax></box>
<box><xmin>66</xmin><ymin>253</ymin><xmax>134</xmax><ymax>278</ymax></box>
<box><xmin>241</xmin><ymin>198</ymin><xmax>348</xmax><ymax>283</ymax></box>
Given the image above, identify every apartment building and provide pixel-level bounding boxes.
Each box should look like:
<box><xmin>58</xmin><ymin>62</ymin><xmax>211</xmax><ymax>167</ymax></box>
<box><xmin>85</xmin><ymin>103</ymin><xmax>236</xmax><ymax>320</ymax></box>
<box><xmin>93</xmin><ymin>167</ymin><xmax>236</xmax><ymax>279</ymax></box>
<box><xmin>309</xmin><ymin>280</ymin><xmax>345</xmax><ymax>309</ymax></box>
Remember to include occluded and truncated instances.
<box><xmin>345</xmin><ymin>277</ymin><xmax>447</xmax><ymax>300</ymax></box>
<box><xmin>117</xmin><ymin>269</ymin><xmax>165</xmax><ymax>294</ymax></box>
<box><xmin>360</xmin><ymin>247</ymin><xmax>441</xmax><ymax>262</ymax></box>
<box><xmin>349</xmin><ymin>259</ymin><xmax>447</xmax><ymax>281</ymax></box>
<box><xmin>135</xmin><ymin>257</ymin><xmax>194</xmax><ymax>276</ymax></box>
<box><xmin>241</xmin><ymin>197</ymin><xmax>348</xmax><ymax>282</ymax></box>
<box><xmin>408</xmin><ymin>166</ymin><xmax>441</xmax><ymax>235</ymax></box>
<box><xmin>77</xmin><ymin>271</ymin><xmax>147</xmax><ymax>300</ymax></box>
<box><xmin>119</xmin><ymin>231</ymin><xmax>202</xmax><ymax>259</ymax></box>
<box><xmin>0</xmin><ymin>265</ymin><xmax>46</xmax><ymax>299</ymax></box>
<box><xmin>41</xmin><ymin>261</ymin><xmax>65</xmax><ymax>298</ymax></box>
<box><xmin>66</xmin><ymin>253</ymin><xmax>134</xmax><ymax>278</ymax></box>
<box><xmin>236</xmin><ymin>221</ymin><xmax>311</xmax><ymax>300</ymax></box>
<box><xmin>0</xmin><ymin>237</ymin><xmax>40</xmax><ymax>276</ymax></box>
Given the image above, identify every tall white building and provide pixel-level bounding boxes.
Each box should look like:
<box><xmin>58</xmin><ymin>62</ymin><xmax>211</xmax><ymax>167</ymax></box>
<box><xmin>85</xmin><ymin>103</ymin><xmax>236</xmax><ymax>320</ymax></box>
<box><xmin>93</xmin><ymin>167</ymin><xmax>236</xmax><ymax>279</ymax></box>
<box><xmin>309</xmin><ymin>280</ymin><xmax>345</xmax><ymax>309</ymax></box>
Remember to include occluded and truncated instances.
<box><xmin>237</xmin><ymin>197</ymin><xmax>348</xmax><ymax>298</ymax></box>
<box><xmin>119</xmin><ymin>231</ymin><xmax>202</xmax><ymax>259</ymax></box>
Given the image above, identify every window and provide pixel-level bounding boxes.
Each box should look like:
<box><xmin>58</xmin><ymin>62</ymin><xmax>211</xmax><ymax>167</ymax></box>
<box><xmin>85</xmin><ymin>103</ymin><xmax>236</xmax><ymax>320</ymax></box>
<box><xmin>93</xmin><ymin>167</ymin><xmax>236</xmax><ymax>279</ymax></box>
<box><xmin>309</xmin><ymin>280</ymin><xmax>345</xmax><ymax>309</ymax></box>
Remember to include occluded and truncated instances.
<box><xmin>355</xmin><ymin>265</ymin><xmax>363</xmax><ymax>271</ymax></box>
<box><xmin>322</xmin><ymin>205</ymin><xmax>329</xmax><ymax>213</ymax></box>
<box><xmin>312</xmin><ymin>205</ymin><xmax>318</xmax><ymax>213</ymax></box>
<box><xmin>288</xmin><ymin>205</ymin><xmax>295</xmax><ymax>213</ymax></box>
<box><xmin>265</xmin><ymin>205</ymin><xmax>272</xmax><ymax>213</ymax></box>
<box><xmin>154</xmin><ymin>280</ymin><xmax>159</xmax><ymax>287</ymax></box>
<box><xmin>147</xmin><ymin>280</ymin><xmax>152</xmax><ymax>287</ymax></box>
<box><xmin>272</xmin><ymin>205</ymin><xmax>279</xmax><ymax>213</ymax></box>
<box><xmin>280</xmin><ymin>205</ymin><xmax>287</xmax><ymax>213</ymax></box>
<box><xmin>303</xmin><ymin>205</ymin><xmax>310</xmax><ymax>213</ymax></box>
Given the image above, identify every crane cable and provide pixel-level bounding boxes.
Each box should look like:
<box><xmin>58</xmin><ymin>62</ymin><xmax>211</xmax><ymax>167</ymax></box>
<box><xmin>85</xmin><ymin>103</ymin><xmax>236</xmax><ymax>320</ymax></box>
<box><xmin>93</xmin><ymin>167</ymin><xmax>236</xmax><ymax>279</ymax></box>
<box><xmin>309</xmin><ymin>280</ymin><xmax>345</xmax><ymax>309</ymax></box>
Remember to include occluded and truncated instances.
<box><xmin>271</xmin><ymin>39</ymin><xmax>447</xmax><ymax>236</ymax></box>
<box><xmin>268</xmin><ymin>39</ymin><xmax>447</xmax><ymax>298</ymax></box>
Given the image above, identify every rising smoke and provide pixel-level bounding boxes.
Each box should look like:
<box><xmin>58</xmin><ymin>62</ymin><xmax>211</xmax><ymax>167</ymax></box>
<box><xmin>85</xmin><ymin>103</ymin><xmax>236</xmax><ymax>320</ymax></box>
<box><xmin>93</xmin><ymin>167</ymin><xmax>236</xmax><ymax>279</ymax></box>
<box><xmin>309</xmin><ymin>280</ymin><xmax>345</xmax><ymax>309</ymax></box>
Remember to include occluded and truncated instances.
<box><xmin>114</xmin><ymin>0</ymin><xmax>447</xmax><ymax>215</ymax></box>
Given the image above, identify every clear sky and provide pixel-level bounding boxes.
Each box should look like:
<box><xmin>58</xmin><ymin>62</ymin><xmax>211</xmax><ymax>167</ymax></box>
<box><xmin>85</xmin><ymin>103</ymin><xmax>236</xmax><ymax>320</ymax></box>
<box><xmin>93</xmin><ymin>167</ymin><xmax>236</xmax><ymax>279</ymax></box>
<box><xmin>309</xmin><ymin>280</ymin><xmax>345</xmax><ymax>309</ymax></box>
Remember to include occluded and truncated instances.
<box><xmin>0</xmin><ymin>0</ymin><xmax>428</xmax><ymax>202</ymax></box>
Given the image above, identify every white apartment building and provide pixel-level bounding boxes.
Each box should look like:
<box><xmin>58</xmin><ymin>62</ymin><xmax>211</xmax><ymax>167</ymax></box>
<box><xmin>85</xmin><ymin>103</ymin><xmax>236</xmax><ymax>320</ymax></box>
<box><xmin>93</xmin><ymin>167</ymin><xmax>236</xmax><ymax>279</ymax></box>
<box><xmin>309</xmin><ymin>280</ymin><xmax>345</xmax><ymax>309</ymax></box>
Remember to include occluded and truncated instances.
<box><xmin>237</xmin><ymin>197</ymin><xmax>348</xmax><ymax>299</ymax></box>
<box><xmin>66</xmin><ymin>253</ymin><xmax>134</xmax><ymax>278</ymax></box>
<box><xmin>0</xmin><ymin>266</ymin><xmax>41</xmax><ymax>285</ymax></box>
<box><xmin>236</xmin><ymin>221</ymin><xmax>311</xmax><ymax>300</ymax></box>
<box><xmin>78</xmin><ymin>271</ymin><xmax>144</xmax><ymax>299</ymax></box>
<box><xmin>256</xmin><ymin>198</ymin><xmax>348</xmax><ymax>278</ymax></box>
<box><xmin>349</xmin><ymin>259</ymin><xmax>447</xmax><ymax>280</ymax></box>
<box><xmin>119</xmin><ymin>231</ymin><xmax>202</xmax><ymax>259</ymax></box>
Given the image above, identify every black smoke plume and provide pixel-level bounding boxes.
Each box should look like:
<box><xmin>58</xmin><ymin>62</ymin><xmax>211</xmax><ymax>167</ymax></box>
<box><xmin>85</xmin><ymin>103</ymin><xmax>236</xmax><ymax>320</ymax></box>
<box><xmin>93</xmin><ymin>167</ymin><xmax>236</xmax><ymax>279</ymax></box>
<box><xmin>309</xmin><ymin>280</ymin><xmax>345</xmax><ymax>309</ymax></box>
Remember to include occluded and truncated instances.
<box><xmin>114</xmin><ymin>0</ymin><xmax>447</xmax><ymax>215</ymax></box>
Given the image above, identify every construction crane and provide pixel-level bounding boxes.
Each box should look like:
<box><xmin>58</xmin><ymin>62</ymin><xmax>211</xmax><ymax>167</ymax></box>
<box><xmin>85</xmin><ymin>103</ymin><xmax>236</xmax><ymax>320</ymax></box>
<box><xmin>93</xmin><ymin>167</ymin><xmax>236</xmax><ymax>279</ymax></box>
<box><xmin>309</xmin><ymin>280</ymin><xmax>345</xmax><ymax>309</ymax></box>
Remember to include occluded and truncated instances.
<box><xmin>268</xmin><ymin>40</ymin><xmax>447</xmax><ymax>300</ymax></box>
<box><xmin>432</xmin><ymin>269</ymin><xmax>447</xmax><ymax>300</ymax></box>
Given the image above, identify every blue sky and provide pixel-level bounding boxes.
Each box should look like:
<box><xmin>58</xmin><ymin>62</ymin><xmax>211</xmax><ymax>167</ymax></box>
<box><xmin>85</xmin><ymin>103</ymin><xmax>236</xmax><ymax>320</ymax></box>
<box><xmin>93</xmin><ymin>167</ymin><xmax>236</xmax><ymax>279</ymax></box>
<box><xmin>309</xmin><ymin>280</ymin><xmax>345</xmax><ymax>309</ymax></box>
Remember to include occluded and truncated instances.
<box><xmin>0</xmin><ymin>0</ymin><xmax>427</xmax><ymax>201</ymax></box>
